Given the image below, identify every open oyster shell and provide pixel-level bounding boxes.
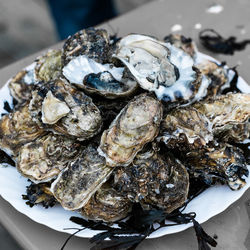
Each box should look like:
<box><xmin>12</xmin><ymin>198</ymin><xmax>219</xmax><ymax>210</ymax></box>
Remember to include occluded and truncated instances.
<box><xmin>17</xmin><ymin>133</ymin><xmax>83</xmax><ymax>183</ymax></box>
<box><xmin>158</xmin><ymin>107</ymin><xmax>213</xmax><ymax>151</ymax></box>
<box><xmin>184</xmin><ymin>144</ymin><xmax>249</xmax><ymax>190</ymax></box>
<box><xmin>114</xmin><ymin>34</ymin><xmax>203</xmax><ymax>106</ymax></box>
<box><xmin>51</xmin><ymin>144</ymin><xmax>113</xmax><ymax>210</ymax></box>
<box><xmin>81</xmin><ymin>184</ymin><xmax>132</xmax><ymax>222</ymax></box>
<box><xmin>98</xmin><ymin>94</ymin><xmax>163</xmax><ymax>167</ymax></box>
<box><xmin>0</xmin><ymin>103</ymin><xmax>45</xmax><ymax>156</ymax></box>
<box><xmin>194</xmin><ymin>93</ymin><xmax>250</xmax><ymax>142</ymax></box>
<box><xmin>114</xmin><ymin>149</ymin><xmax>189</xmax><ymax>213</ymax></box>
<box><xmin>29</xmin><ymin>78</ymin><xmax>102</xmax><ymax>140</ymax></box>
<box><xmin>35</xmin><ymin>49</ymin><xmax>62</xmax><ymax>82</ymax></box>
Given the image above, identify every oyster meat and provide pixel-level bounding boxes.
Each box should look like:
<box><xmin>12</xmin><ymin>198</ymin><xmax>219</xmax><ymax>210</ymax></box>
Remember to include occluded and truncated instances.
<box><xmin>194</xmin><ymin>93</ymin><xmax>250</xmax><ymax>142</ymax></box>
<box><xmin>98</xmin><ymin>94</ymin><xmax>163</xmax><ymax>167</ymax></box>
<box><xmin>184</xmin><ymin>144</ymin><xmax>249</xmax><ymax>190</ymax></box>
<box><xmin>82</xmin><ymin>184</ymin><xmax>132</xmax><ymax>222</ymax></box>
<box><xmin>158</xmin><ymin>107</ymin><xmax>213</xmax><ymax>151</ymax></box>
<box><xmin>0</xmin><ymin>103</ymin><xmax>45</xmax><ymax>156</ymax></box>
<box><xmin>29</xmin><ymin>78</ymin><xmax>102</xmax><ymax>140</ymax></box>
<box><xmin>51</xmin><ymin>145</ymin><xmax>113</xmax><ymax>210</ymax></box>
<box><xmin>17</xmin><ymin>133</ymin><xmax>83</xmax><ymax>182</ymax></box>
<box><xmin>114</xmin><ymin>149</ymin><xmax>189</xmax><ymax>213</ymax></box>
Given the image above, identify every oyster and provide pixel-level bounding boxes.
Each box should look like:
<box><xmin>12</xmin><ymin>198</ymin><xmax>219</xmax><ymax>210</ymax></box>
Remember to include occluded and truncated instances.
<box><xmin>158</xmin><ymin>107</ymin><xmax>213</xmax><ymax>151</ymax></box>
<box><xmin>194</xmin><ymin>93</ymin><xmax>250</xmax><ymax>142</ymax></box>
<box><xmin>22</xmin><ymin>182</ymin><xmax>56</xmax><ymax>208</ymax></box>
<box><xmin>163</xmin><ymin>34</ymin><xmax>197</xmax><ymax>58</ymax></box>
<box><xmin>51</xmin><ymin>144</ymin><xmax>113</xmax><ymax>210</ymax></box>
<box><xmin>8</xmin><ymin>64</ymin><xmax>36</xmax><ymax>104</ymax></box>
<box><xmin>17</xmin><ymin>133</ymin><xmax>83</xmax><ymax>182</ymax></box>
<box><xmin>35</xmin><ymin>49</ymin><xmax>62</xmax><ymax>82</ymax></box>
<box><xmin>81</xmin><ymin>184</ymin><xmax>132</xmax><ymax>222</ymax></box>
<box><xmin>114</xmin><ymin>34</ymin><xmax>202</xmax><ymax>106</ymax></box>
<box><xmin>62</xmin><ymin>28</ymin><xmax>110</xmax><ymax>66</ymax></box>
<box><xmin>196</xmin><ymin>60</ymin><xmax>228</xmax><ymax>97</ymax></box>
<box><xmin>114</xmin><ymin>149</ymin><xmax>189</xmax><ymax>213</ymax></box>
<box><xmin>29</xmin><ymin>78</ymin><xmax>102</xmax><ymax>140</ymax></box>
<box><xmin>98</xmin><ymin>94</ymin><xmax>163</xmax><ymax>167</ymax></box>
<box><xmin>184</xmin><ymin>144</ymin><xmax>249</xmax><ymax>190</ymax></box>
<box><xmin>0</xmin><ymin>103</ymin><xmax>45</xmax><ymax>156</ymax></box>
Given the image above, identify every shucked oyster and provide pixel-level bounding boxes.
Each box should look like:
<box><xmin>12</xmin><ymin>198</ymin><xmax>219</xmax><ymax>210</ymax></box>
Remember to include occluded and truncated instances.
<box><xmin>114</xmin><ymin>34</ymin><xmax>203</xmax><ymax>106</ymax></box>
<box><xmin>194</xmin><ymin>93</ymin><xmax>250</xmax><ymax>142</ymax></box>
<box><xmin>184</xmin><ymin>144</ymin><xmax>249</xmax><ymax>190</ymax></box>
<box><xmin>0</xmin><ymin>103</ymin><xmax>45</xmax><ymax>156</ymax></box>
<box><xmin>51</xmin><ymin>144</ymin><xmax>113</xmax><ymax>210</ymax></box>
<box><xmin>158</xmin><ymin>107</ymin><xmax>213</xmax><ymax>151</ymax></box>
<box><xmin>81</xmin><ymin>184</ymin><xmax>132</xmax><ymax>222</ymax></box>
<box><xmin>98</xmin><ymin>94</ymin><xmax>163</xmax><ymax>167</ymax></box>
<box><xmin>17</xmin><ymin>133</ymin><xmax>83</xmax><ymax>182</ymax></box>
<box><xmin>114</xmin><ymin>149</ymin><xmax>189</xmax><ymax>213</ymax></box>
<box><xmin>29</xmin><ymin>78</ymin><xmax>102</xmax><ymax>140</ymax></box>
<box><xmin>35</xmin><ymin>49</ymin><xmax>62</xmax><ymax>82</ymax></box>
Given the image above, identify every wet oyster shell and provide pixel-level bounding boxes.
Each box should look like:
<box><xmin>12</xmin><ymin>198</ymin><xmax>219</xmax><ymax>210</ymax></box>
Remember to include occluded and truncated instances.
<box><xmin>0</xmin><ymin>103</ymin><xmax>45</xmax><ymax>156</ymax></box>
<box><xmin>158</xmin><ymin>107</ymin><xmax>213</xmax><ymax>151</ymax></box>
<box><xmin>8</xmin><ymin>66</ymin><xmax>36</xmax><ymax>104</ymax></box>
<box><xmin>81</xmin><ymin>184</ymin><xmax>132</xmax><ymax>222</ymax></box>
<box><xmin>196</xmin><ymin>60</ymin><xmax>228</xmax><ymax>98</ymax></box>
<box><xmin>62</xmin><ymin>28</ymin><xmax>110</xmax><ymax>66</ymax></box>
<box><xmin>114</xmin><ymin>149</ymin><xmax>189</xmax><ymax>213</ymax></box>
<box><xmin>98</xmin><ymin>94</ymin><xmax>163</xmax><ymax>167</ymax></box>
<box><xmin>163</xmin><ymin>34</ymin><xmax>197</xmax><ymax>58</ymax></box>
<box><xmin>184</xmin><ymin>144</ymin><xmax>249</xmax><ymax>190</ymax></box>
<box><xmin>194</xmin><ymin>93</ymin><xmax>250</xmax><ymax>142</ymax></box>
<box><xmin>17</xmin><ymin>133</ymin><xmax>83</xmax><ymax>182</ymax></box>
<box><xmin>114</xmin><ymin>34</ymin><xmax>202</xmax><ymax>105</ymax></box>
<box><xmin>35</xmin><ymin>49</ymin><xmax>62</xmax><ymax>82</ymax></box>
<box><xmin>51</xmin><ymin>145</ymin><xmax>113</xmax><ymax>210</ymax></box>
<box><xmin>29</xmin><ymin>79</ymin><xmax>102</xmax><ymax>140</ymax></box>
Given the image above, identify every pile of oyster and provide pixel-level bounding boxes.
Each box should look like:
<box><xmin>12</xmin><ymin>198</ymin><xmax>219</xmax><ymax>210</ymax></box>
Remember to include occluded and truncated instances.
<box><xmin>1</xmin><ymin>29</ymin><xmax>249</xmax><ymax>222</ymax></box>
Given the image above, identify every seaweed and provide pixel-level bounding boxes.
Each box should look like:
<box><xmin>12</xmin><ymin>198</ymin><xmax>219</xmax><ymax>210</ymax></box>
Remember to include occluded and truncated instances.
<box><xmin>199</xmin><ymin>29</ymin><xmax>250</xmax><ymax>55</ymax></box>
<box><xmin>61</xmin><ymin>182</ymin><xmax>216</xmax><ymax>250</ymax></box>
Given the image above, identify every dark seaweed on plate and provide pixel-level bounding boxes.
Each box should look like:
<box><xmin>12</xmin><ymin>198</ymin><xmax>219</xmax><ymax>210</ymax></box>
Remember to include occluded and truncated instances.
<box><xmin>199</xmin><ymin>29</ymin><xmax>250</xmax><ymax>55</ymax></box>
<box><xmin>0</xmin><ymin>149</ymin><xmax>15</xmax><ymax>167</ymax></box>
<box><xmin>61</xmin><ymin>182</ymin><xmax>216</xmax><ymax>250</ymax></box>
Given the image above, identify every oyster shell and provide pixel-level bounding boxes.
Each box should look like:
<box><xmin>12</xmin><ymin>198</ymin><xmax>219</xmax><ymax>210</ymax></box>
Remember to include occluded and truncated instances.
<box><xmin>62</xmin><ymin>28</ymin><xmax>110</xmax><ymax>66</ymax></box>
<box><xmin>51</xmin><ymin>144</ymin><xmax>113</xmax><ymax>210</ymax></box>
<box><xmin>8</xmin><ymin>64</ymin><xmax>36</xmax><ymax>104</ymax></box>
<box><xmin>35</xmin><ymin>49</ymin><xmax>62</xmax><ymax>82</ymax></box>
<box><xmin>0</xmin><ymin>103</ymin><xmax>45</xmax><ymax>156</ymax></box>
<box><xmin>163</xmin><ymin>34</ymin><xmax>197</xmax><ymax>58</ymax></box>
<box><xmin>22</xmin><ymin>182</ymin><xmax>56</xmax><ymax>208</ymax></box>
<box><xmin>158</xmin><ymin>107</ymin><xmax>213</xmax><ymax>151</ymax></box>
<box><xmin>81</xmin><ymin>184</ymin><xmax>132</xmax><ymax>222</ymax></box>
<box><xmin>184</xmin><ymin>144</ymin><xmax>249</xmax><ymax>190</ymax></box>
<box><xmin>114</xmin><ymin>149</ymin><xmax>189</xmax><ymax>213</ymax></box>
<box><xmin>17</xmin><ymin>133</ymin><xmax>83</xmax><ymax>182</ymax></box>
<box><xmin>98</xmin><ymin>94</ymin><xmax>163</xmax><ymax>167</ymax></box>
<box><xmin>29</xmin><ymin>79</ymin><xmax>102</xmax><ymax>140</ymax></box>
<box><xmin>196</xmin><ymin>60</ymin><xmax>228</xmax><ymax>98</ymax></box>
<box><xmin>114</xmin><ymin>34</ymin><xmax>202</xmax><ymax>105</ymax></box>
<box><xmin>194</xmin><ymin>93</ymin><xmax>250</xmax><ymax>142</ymax></box>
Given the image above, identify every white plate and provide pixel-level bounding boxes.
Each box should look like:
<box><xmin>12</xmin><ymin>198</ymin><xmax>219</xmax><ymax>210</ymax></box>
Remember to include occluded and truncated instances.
<box><xmin>0</xmin><ymin>52</ymin><xmax>249</xmax><ymax>239</ymax></box>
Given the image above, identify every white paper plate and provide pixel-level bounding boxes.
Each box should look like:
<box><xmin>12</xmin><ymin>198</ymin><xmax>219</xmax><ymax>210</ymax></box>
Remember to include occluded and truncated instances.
<box><xmin>0</xmin><ymin>52</ymin><xmax>249</xmax><ymax>239</ymax></box>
